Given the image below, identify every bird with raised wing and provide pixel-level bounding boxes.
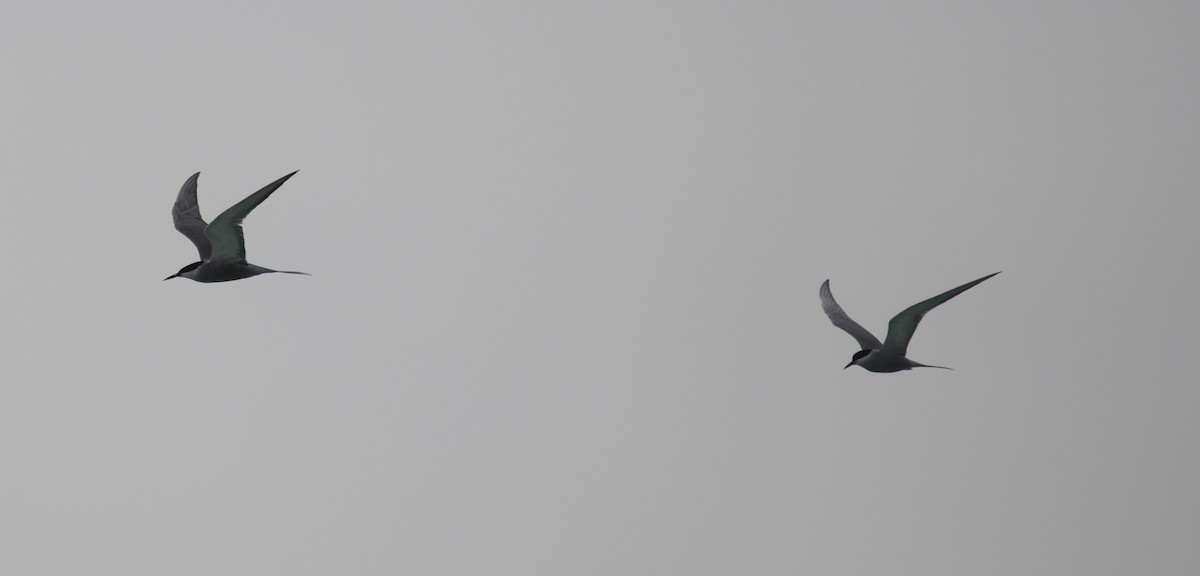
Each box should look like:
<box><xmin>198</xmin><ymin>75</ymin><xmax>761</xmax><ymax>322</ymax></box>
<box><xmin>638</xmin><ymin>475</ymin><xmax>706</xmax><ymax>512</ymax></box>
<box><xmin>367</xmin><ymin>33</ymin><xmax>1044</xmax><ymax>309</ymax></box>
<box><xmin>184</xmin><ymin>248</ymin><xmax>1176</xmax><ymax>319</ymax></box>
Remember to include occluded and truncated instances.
<box><xmin>165</xmin><ymin>171</ymin><xmax>310</xmax><ymax>282</ymax></box>
<box><xmin>820</xmin><ymin>272</ymin><xmax>999</xmax><ymax>372</ymax></box>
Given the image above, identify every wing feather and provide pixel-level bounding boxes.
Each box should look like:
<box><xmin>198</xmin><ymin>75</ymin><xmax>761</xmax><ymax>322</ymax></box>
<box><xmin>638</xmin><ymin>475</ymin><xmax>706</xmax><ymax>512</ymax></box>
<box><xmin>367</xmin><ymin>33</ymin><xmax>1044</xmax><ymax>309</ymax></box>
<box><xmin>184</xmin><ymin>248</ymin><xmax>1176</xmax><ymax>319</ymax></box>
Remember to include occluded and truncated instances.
<box><xmin>204</xmin><ymin>171</ymin><xmax>299</xmax><ymax>264</ymax></box>
<box><xmin>171</xmin><ymin>172</ymin><xmax>212</xmax><ymax>260</ymax></box>
<box><xmin>820</xmin><ymin>279</ymin><xmax>883</xmax><ymax>351</ymax></box>
<box><xmin>881</xmin><ymin>272</ymin><xmax>1000</xmax><ymax>356</ymax></box>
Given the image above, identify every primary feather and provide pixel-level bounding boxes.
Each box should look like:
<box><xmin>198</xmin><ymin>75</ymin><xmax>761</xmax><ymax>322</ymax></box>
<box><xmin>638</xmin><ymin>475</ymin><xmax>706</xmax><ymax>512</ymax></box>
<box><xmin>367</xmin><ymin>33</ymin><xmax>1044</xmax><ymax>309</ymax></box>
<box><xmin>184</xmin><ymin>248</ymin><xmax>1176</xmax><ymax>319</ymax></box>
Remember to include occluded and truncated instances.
<box><xmin>204</xmin><ymin>171</ymin><xmax>299</xmax><ymax>264</ymax></box>
<box><xmin>880</xmin><ymin>272</ymin><xmax>1001</xmax><ymax>356</ymax></box>
<box><xmin>171</xmin><ymin>172</ymin><xmax>211</xmax><ymax>260</ymax></box>
<box><xmin>820</xmin><ymin>279</ymin><xmax>883</xmax><ymax>350</ymax></box>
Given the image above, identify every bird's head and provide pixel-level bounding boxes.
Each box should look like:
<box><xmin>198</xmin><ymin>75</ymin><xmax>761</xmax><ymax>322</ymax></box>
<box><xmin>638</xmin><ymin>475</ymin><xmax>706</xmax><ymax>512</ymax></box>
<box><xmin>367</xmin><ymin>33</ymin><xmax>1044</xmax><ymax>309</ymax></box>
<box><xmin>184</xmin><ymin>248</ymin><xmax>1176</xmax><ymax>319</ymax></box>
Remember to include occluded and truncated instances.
<box><xmin>845</xmin><ymin>349</ymin><xmax>873</xmax><ymax>369</ymax></box>
<box><xmin>165</xmin><ymin>261</ymin><xmax>204</xmax><ymax>281</ymax></box>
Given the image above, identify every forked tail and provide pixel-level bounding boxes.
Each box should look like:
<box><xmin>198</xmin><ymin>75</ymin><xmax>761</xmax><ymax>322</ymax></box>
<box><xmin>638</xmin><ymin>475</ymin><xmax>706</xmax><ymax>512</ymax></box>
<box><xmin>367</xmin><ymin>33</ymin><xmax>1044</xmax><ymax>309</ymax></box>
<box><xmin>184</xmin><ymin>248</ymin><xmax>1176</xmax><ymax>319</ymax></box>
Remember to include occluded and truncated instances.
<box><xmin>911</xmin><ymin>361</ymin><xmax>953</xmax><ymax>370</ymax></box>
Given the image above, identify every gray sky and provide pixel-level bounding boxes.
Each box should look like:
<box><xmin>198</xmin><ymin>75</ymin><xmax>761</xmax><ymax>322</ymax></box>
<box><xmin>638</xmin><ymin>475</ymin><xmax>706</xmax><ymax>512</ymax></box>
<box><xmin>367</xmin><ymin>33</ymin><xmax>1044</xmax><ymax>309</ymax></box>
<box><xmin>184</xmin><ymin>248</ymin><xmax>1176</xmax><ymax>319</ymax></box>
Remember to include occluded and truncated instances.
<box><xmin>1</xmin><ymin>1</ymin><xmax>1197</xmax><ymax>574</ymax></box>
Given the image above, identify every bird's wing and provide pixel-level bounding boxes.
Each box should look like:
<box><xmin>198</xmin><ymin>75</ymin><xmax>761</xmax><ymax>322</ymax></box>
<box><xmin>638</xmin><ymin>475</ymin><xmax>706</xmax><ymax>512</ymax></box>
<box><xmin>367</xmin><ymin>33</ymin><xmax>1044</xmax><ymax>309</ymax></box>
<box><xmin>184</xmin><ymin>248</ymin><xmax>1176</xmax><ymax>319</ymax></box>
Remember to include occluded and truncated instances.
<box><xmin>205</xmin><ymin>171</ymin><xmax>299</xmax><ymax>264</ymax></box>
<box><xmin>820</xmin><ymin>279</ymin><xmax>883</xmax><ymax>350</ymax></box>
<box><xmin>881</xmin><ymin>272</ymin><xmax>1000</xmax><ymax>356</ymax></box>
<box><xmin>172</xmin><ymin>172</ymin><xmax>212</xmax><ymax>260</ymax></box>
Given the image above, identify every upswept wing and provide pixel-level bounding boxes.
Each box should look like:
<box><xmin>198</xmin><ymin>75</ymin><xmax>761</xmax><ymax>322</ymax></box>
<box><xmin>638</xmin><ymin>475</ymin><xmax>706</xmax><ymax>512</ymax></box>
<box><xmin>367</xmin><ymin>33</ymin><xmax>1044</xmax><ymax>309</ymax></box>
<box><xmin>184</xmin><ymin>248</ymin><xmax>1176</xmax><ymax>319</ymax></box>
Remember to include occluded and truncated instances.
<box><xmin>820</xmin><ymin>279</ymin><xmax>883</xmax><ymax>351</ymax></box>
<box><xmin>172</xmin><ymin>172</ymin><xmax>212</xmax><ymax>260</ymax></box>
<box><xmin>204</xmin><ymin>171</ymin><xmax>299</xmax><ymax>264</ymax></box>
<box><xmin>881</xmin><ymin>272</ymin><xmax>1000</xmax><ymax>356</ymax></box>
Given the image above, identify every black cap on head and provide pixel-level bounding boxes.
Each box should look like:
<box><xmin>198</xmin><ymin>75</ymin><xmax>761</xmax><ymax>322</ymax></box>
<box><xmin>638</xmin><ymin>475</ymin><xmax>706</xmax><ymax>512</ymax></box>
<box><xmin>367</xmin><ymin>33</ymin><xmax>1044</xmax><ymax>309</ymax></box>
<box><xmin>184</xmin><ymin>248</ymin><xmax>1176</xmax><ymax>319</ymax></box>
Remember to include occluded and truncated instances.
<box><xmin>165</xmin><ymin>261</ymin><xmax>204</xmax><ymax>280</ymax></box>
<box><xmin>845</xmin><ymin>349</ymin><xmax>872</xmax><ymax>369</ymax></box>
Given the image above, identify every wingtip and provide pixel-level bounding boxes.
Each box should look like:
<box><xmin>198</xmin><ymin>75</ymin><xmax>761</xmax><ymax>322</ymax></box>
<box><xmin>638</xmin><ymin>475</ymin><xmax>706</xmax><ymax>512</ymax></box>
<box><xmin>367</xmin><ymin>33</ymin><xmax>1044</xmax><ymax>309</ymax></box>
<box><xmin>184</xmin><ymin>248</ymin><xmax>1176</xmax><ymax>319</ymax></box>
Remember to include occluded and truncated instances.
<box><xmin>263</xmin><ymin>170</ymin><xmax>300</xmax><ymax>187</ymax></box>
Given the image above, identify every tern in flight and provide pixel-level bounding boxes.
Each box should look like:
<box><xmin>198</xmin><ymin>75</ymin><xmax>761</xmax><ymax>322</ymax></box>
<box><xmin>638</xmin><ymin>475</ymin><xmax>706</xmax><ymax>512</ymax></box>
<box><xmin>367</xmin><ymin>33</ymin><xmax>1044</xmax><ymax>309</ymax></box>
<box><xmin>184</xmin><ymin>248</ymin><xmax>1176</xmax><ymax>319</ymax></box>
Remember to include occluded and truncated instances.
<box><xmin>820</xmin><ymin>272</ymin><xmax>999</xmax><ymax>372</ymax></box>
<box><xmin>165</xmin><ymin>171</ymin><xmax>310</xmax><ymax>282</ymax></box>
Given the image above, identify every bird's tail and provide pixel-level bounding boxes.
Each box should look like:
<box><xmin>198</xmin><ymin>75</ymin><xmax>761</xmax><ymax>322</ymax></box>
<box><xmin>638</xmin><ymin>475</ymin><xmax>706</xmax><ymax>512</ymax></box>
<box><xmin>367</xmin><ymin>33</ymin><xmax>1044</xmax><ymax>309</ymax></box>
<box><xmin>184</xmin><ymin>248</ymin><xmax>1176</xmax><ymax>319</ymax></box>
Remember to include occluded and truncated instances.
<box><xmin>911</xmin><ymin>361</ymin><xmax>953</xmax><ymax>370</ymax></box>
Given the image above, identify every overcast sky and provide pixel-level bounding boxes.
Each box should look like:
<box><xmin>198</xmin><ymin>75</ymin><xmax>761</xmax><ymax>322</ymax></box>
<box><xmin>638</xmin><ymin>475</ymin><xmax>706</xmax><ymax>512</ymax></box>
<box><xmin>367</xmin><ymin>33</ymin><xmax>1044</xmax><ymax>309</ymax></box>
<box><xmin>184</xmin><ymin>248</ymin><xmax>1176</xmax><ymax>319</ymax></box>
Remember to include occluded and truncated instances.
<box><xmin>1</xmin><ymin>1</ymin><xmax>1197</xmax><ymax>574</ymax></box>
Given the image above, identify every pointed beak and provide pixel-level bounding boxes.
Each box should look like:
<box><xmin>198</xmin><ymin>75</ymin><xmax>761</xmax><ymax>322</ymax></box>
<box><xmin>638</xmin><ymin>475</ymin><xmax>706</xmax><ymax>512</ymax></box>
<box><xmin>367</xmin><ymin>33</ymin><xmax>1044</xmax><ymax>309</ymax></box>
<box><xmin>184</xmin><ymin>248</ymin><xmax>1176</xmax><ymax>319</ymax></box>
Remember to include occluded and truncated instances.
<box><xmin>164</xmin><ymin>274</ymin><xmax>178</xmax><ymax>281</ymax></box>
<box><xmin>843</xmin><ymin>361</ymin><xmax>855</xmax><ymax>369</ymax></box>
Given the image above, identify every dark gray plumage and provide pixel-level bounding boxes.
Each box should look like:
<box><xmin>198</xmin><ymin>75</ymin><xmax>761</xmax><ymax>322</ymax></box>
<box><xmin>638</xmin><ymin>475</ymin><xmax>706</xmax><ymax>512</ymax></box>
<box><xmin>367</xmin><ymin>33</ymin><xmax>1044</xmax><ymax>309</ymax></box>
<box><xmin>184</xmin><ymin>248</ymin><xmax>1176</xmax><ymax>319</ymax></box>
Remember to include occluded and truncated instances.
<box><xmin>166</xmin><ymin>171</ymin><xmax>309</xmax><ymax>283</ymax></box>
<box><xmin>820</xmin><ymin>272</ymin><xmax>999</xmax><ymax>372</ymax></box>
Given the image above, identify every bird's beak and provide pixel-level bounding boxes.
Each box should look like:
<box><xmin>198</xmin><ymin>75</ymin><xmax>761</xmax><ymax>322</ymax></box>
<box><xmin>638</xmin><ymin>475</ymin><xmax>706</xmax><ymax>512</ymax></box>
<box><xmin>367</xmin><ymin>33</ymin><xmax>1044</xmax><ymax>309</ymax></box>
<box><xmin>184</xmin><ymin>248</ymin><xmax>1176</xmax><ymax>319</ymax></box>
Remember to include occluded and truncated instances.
<box><xmin>164</xmin><ymin>274</ymin><xmax>178</xmax><ymax>281</ymax></box>
<box><xmin>843</xmin><ymin>361</ymin><xmax>855</xmax><ymax>369</ymax></box>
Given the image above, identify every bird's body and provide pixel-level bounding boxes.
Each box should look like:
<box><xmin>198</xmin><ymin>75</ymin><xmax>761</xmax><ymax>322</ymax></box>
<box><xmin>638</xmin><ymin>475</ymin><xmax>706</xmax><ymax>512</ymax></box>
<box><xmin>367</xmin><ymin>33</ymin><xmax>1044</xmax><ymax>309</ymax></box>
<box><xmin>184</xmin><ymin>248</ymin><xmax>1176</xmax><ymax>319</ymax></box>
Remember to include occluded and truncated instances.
<box><xmin>844</xmin><ymin>349</ymin><xmax>943</xmax><ymax>373</ymax></box>
<box><xmin>820</xmin><ymin>272</ymin><xmax>999</xmax><ymax>372</ymax></box>
<box><xmin>165</xmin><ymin>171</ymin><xmax>309</xmax><ymax>283</ymax></box>
<box><xmin>173</xmin><ymin>260</ymin><xmax>282</xmax><ymax>283</ymax></box>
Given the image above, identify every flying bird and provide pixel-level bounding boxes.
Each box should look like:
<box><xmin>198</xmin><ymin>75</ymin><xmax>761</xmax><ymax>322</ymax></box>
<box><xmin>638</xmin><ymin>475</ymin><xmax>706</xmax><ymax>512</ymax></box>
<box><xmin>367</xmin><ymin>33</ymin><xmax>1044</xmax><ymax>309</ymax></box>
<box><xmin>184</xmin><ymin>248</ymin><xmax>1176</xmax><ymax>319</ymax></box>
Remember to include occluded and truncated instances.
<box><xmin>820</xmin><ymin>272</ymin><xmax>999</xmax><ymax>372</ymax></box>
<box><xmin>165</xmin><ymin>171</ymin><xmax>310</xmax><ymax>282</ymax></box>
